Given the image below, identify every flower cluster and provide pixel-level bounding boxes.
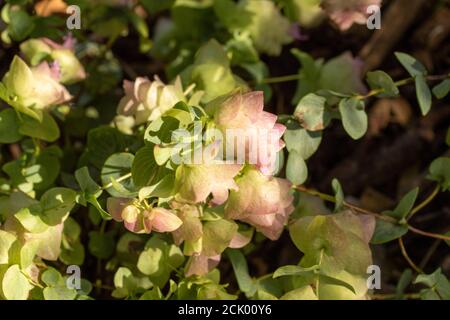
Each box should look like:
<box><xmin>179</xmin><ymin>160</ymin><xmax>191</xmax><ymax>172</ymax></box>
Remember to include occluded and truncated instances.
<box><xmin>114</xmin><ymin>76</ymin><xmax>203</xmax><ymax>133</ymax></box>
<box><xmin>107</xmin><ymin>84</ymin><xmax>294</xmax><ymax>275</ymax></box>
<box><xmin>2</xmin><ymin>56</ymin><xmax>71</xmax><ymax>111</ymax></box>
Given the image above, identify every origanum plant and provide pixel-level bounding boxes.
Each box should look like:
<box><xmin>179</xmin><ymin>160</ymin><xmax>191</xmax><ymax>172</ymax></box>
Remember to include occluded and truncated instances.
<box><xmin>0</xmin><ymin>0</ymin><xmax>449</xmax><ymax>301</ymax></box>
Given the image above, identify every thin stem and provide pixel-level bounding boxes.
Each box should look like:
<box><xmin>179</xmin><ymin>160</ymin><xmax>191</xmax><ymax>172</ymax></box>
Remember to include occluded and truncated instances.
<box><xmin>408</xmin><ymin>226</ymin><xmax>450</xmax><ymax>241</ymax></box>
<box><xmin>355</xmin><ymin>74</ymin><xmax>449</xmax><ymax>100</ymax></box>
<box><xmin>408</xmin><ymin>185</ymin><xmax>440</xmax><ymax>219</ymax></box>
<box><xmin>293</xmin><ymin>185</ymin><xmax>395</xmax><ymax>222</ymax></box>
<box><xmin>293</xmin><ymin>185</ymin><xmax>450</xmax><ymax>242</ymax></box>
<box><xmin>21</xmin><ymin>270</ymin><xmax>44</xmax><ymax>288</ymax></box>
<box><xmin>258</xmin><ymin>74</ymin><xmax>302</xmax><ymax>84</ymax></box>
<box><xmin>257</xmin><ymin>73</ymin><xmax>448</xmax><ymax>89</ymax></box>
<box><xmin>293</xmin><ymin>185</ymin><xmax>336</xmax><ymax>202</ymax></box>
<box><xmin>101</xmin><ymin>172</ymin><xmax>132</xmax><ymax>190</ymax></box>
<box><xmin>398</xmin><ymin>238</ymin><xmax>423</xmax><ymax>274</ymax></box>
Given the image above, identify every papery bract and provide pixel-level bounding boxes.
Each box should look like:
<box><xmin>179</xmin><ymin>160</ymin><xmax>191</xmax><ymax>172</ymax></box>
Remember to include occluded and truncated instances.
<box><xmin>20</xmin><ymin>38</ymin><xmax>86</xmax><ymax>84</ymax></box>
<box><xmin>225</xmin><ymin>166</ymin><xmax>294</xmax><ymax>240</ymax></box>
<box><xmin>107</xmin><ymin>198</ymin><xmax>182</xmax><ymax>234</ymax></box>
<box><xmin>211</xmin><ymin>91</ymin><xmax>285</xmax><ymax>175</ymax></box>
<box><xmin>185</xmin><ymin>254</ymin><xmax>221</xmax><ymax>277</ymax></box>
<box><xmin>116</xmin><ymin>76</ymin><xmax>187</xmax><ymax>127</ymax></box>
<box><xmin>174</xmin><ymin>144</ymin><xmax>242</xmax><ymax>205</ymax></box>
<box><xmin>170</xmin><ymin>202</ymin><xmax>203</xmax><ymax>246</ymax></box>
<box><xmin>2</xmin><ymin>56</ymin><xmax>72</xmax><ymax>110</ymax></box>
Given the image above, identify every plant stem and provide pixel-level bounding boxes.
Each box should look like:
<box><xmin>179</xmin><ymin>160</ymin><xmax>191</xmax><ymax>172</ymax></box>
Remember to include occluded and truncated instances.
<box><xmin>408</xmin><ymin>185</ymin><xmax>440</xmax><ymax>220</ymax></box>
<box><xmin>293</xmin><ymin>185</ymin><xmax>394</xmax><ymax>222</ymax></box>
<box><xmin>101</xmin><ymin>172</ymin><xmax>132</xmax><ymax>190</ymax></box>
<box><xmin>408</xmin><ymin>226</ymin><xmax>450</xmax><ymax>241</ymax></box>
<box><xmin>258</xmin><ymin>73</ymin><xmax>448</xmax><ymax>88</ymax></box>
<box><xmin>398</xmin><ymin>238</ymin><xmax>423</xmax><ymax>274</ymax></box>
<box><xmin>293</xmin><ymin>185</ymin><xmax>450</xmax><ymax>242</ymax></box>
<box><xmin>355</xmin><ymin>74</ymin><xmax>448</xmax><ymax>100</ymax></box>
<box><xmin>259</xmin><ymin>74</ymin><xmax>302</xmax><ymax>84</ymax></box>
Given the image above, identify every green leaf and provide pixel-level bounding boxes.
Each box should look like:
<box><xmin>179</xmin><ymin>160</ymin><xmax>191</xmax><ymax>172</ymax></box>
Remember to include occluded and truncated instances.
<box><xmin>294</xmin><ymin>93</ymin><xmax>328</xmax><ymax>131</ymax></box>
<box><xmin>136</xmin><ymin>237</ymin><xmax>176</xmax><ymax>288</ymax></box>
<box><xmin>318</xmin><ymin>52</ymin><xmax>367</xmax><ymax>100</ymax></box>
<box><xmin>280</xmin><ymin>286</ymin><xmax>318</xmax><ymax>300</ymax></box>
<box><xmin>15</xmin><ymin>206</ymin><xmax>48</xmax><ymax>233</ymax></box>
<box><xmin>137</xmin><ymin>238</ymin><xmax>166</xmax><ymax>276</ymax></box>
<box><xmin>0</xmin><ymin>109</ymin><xmax>22</xmax><ymax>143</ymax></box>
<box><xmin>131</xmin><ymin>145</ymin><xmax>157</xmax><ymax>187</ymax></box>
<box><xmin>140</xmin><ymin>287</ymin><xmax>164</xmax><ymax>300</ymax></box>
<box><xmin>144</xmin><ymin>115</ymin><xmax>180</xmax><ymax>145</ymax></box>
<box><xmin>17</xmin><ymin>241</ymin><xmax>39</xmax><ymax>269</ymax></box>
<box><xmin>60</xmin><ymin>241</ymin><xmax>84</xmax><ymax>266</ymax></box>
<box><xmin>415</xmin><ymin>75</ymin><xmax>432</xmax><ymax>116</ymax></box>
<box><xmin>394</xmin><ymin>52</ymin><xmax>427</xmax><ymax>77</ymax></box>
<box><xmin>87</xmin><ymin>196</ymin><xmax>111</xmax><ymax>220</ymax></box>
<box><xmin>289</xmin><ymin>213</ymin><xmax>373</xmax><ymax>299</ymax></box>
<box><xmin>154</xmin><ymin>145</ymin><xmax>177</xmax><ymax>166</ymax></box>
<box><xmin>19</xmin><ymin>111</ymin><xmax>60</xmax><ymax>142</ymax></box>
<box><xmin>318</xmin><ymin>273</ymin><xmax>356</xmax><ymax>294</ymax></box>
<box><xmin>202</xmin><ymin>219</ymin><xmax>238</xmax><ymax>257</ymax></box>
<box><xmin>286</xmin><ymin>150</ymin><xmax>308</xmax><ymax>185</ymax></box>
<box><xmin>283</xmin><ymin>126</ymin><xmax>322</xmax><ymax>160</ymax></box>
<box><xmin>43</xmin><ymin>285</ymin><xmax>77</xmax><ymax>300</ymax></box>
<box><xmin>75</xmin><ymin>167</ymin><xmax>99</xmax><ymax>195</ymax></box>
<box><xmin>332</xmin><ymin>179</ymin><xmax>344</xmax><ymax>212</ymax></box>
<box><xmin>226</xmin><ymin>35</ymin><xmax>259</xmax><ymax>65</ymax></box>
<box><xmin>226</xmin><ymin>249</ymin><xmax>257</xmax><ymax>297</ymax></box>
<box><xmin>8</xmin><ymin>9</ymin><xmax>35</xmax><ymax>41</ymax></box>
<box><xmin>86</xmin><ymin>126</ymin><xmax>135</xmax><ymax>169</ymax></box>
<box><xmin>366</xmin><ymin>70</ymin><xmax>399</xmax><ymax>97</ymax></box>
<box><xmin>112</xmin><ymin>267</ymin><xmax>138</xmax><ymax>299</ymax></box>
<box><xmin>1</xmin><ymin>265</ymin><xmax>33</xmax><ymax>300</ymax></box>
<box><xmin>138</xmin><ymin>173</ymin><xmax>176</xmax><ymax>201</ymax></box>
<box><xmin>273</xmin><ymin>265</ymin><xmax>318</xmax><ymax>278</ymax></box>
<box><xmin>370</xmin><ymin>219</ymin><xmax>408</xmax><ymax>244</ymax></box>
<box><xmin>127</xmin><ymin>11</ymin><xmax>149</xmax><ymax>38</ymax></box>
<box><xmin>339</xmin><ymin>98</ymin><xmax>368</xmax><ymax>140</ymax></box>
<box><xmin>290</xmin><ymin>49</ymin><xmax>322</xmax><ymax>104</ymax></box>
<box><xmin>0</xmin><ymin>230</ymin><xmax>17</xmax><ymax>264</ymax></box>
<box><xmin>414</xmin><ymin>268</ymin><xmax>450</xmax><ymax>300</ymax></box>
<box><xmin>384</xmin><ymin>187</ymin><xmax>419</xmax><ymax>221</ymax></box>
<box><xmin>396</xmin><ymin>269</ymin><xmax>413</xmax><ymax>299</ymax></box>
<box><xmin>41</xmin><ymin>268</ymin><xmax>62</xmax><ymax>287</ymax></box>
<box><xmin>75</xmin><ymin>167</ymin><xmax>106</xmax><ymax>213</ymax></box>
<box><xmin>40</xmin><ymin>187</ymin><xmax>77</xmax><ymax>225</ymax></box>
<box><xmin>432</xmin><ymin>79</ymin><xmax>450</xmax><ymax>99</ymax></box>
<box><xmin>34</xmin><ymin>146</ymin><xmax>62</xmax><ymax>190</ymax></box>
<box><xmin>213</xmin><ymin>0</ymin><xmax>252</xmax><ymax>31</ymax></box>
<box><xmin>101</xmin><ymin>153</ymin><xmax>135</xmax><ymax>197</ymax></box>
<box><xmin>88</xmin><ymin>231</ymin><xmax>115</xmax><ymax>260</ymax></box>
<box><xmin>190</xmin><ymin>40</ymin><xmax>236</xmax><ymax>103</ymax></box>
<box><xmin>428</xmin><ymin>157</ymin><xmax>450</xmax><ymax>191</ymax></box>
